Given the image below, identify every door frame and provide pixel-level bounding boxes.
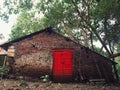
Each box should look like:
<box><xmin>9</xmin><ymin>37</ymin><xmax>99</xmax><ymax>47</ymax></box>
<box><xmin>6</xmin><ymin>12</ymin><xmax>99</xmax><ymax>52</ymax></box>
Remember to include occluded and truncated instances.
<box><xmin>52</xmin><ymin>48</ymin><xmax>73</xmax><ymax>81</ymax></box>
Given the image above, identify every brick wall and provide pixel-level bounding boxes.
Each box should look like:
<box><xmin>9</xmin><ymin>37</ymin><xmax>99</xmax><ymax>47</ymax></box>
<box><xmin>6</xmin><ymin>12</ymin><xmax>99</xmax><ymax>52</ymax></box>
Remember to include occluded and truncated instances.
<box><xmin>10</xmin><ymin>30</ymin><xmax>114</xmax><ymax>82</ymax></box>
<box><xmin>12</xmin><ymin>31</ymin><xmax>80</xmax><ymax>77</ymax></box>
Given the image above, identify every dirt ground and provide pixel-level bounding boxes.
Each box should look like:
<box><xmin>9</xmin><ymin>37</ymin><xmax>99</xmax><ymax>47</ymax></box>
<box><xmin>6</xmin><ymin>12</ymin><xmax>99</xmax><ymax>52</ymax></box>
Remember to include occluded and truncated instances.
<box><xmin>0</xmin><ymin>79</ymin><xmax>120</xmax><ymax>90</ymax></box>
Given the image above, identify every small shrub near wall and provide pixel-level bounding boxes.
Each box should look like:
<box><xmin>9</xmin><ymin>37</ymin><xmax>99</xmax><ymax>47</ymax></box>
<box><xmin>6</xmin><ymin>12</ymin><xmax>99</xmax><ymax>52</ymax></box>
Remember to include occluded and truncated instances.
<box><xmin>0</xmin><ymin>56</ymin><xmax>13</xmax><ymax>78</ymax></box>
<box><xmin>115</xmin><ymin>57</ymin><xmax>120</xmax><ymax>80</ymax></box>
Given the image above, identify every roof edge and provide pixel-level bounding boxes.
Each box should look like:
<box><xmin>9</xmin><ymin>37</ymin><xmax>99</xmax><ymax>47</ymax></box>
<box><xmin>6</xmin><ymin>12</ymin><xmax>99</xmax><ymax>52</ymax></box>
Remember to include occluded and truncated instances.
<box><xmin>0</xmin><ymin>27</ymin><xmax>52</xmax><ymax>48</ymax></box>
<box><xmin>0</xmin><ymin>27</ymin><xmax>117</xmax><ymax>64</ymax></box>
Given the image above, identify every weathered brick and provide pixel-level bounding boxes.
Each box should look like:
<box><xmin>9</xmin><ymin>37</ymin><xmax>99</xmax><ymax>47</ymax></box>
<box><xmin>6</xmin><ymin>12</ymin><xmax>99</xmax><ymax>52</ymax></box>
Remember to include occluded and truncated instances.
<box><xmin>2</xmin><ymin>28</ymin><xmax>115</xmax><ymax>82</ymax></box>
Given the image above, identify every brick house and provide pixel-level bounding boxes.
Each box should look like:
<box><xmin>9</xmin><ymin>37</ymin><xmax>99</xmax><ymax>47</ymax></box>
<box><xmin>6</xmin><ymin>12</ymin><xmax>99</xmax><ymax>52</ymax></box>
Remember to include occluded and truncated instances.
<box><xmin>0</xmin><ymin>27</ymin><xmax>116</xmax><ymax>82</ymax></box>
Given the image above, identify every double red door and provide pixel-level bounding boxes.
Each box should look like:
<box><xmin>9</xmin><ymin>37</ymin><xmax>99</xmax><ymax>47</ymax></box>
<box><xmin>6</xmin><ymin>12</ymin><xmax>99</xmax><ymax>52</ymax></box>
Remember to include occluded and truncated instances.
<box><xmin>52</xmin><ymin>49</ymin><xmax>73</xmax><ymax>82</ymax></box>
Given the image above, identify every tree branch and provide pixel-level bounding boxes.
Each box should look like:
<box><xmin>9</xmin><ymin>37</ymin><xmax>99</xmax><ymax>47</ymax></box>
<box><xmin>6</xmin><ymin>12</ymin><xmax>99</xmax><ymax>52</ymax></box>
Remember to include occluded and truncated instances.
<box><xmin>71</xmin><ymin>0</ymin><xmax>111</xmax><ymax>56</ymax></box>
<box><xmin>61</xmin><ymin>21</ymin><xmax>80</xmax><ymax>43</ymax></box>
<box><xmin>110</xmin><ymin>53</ymin><xmax>120</xmax><ymax>58</ymax></box>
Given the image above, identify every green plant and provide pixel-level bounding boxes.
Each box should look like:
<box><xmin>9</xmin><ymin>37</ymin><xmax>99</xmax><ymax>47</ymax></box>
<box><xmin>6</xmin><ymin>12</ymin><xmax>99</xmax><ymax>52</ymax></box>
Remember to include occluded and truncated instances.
<box><xmin>40</xmin><ymin>75</ymin><xmax>50</xmax><ymax>82</ymax></box>
<box><xmin>0</xmin><ymin>66</ymin><xmax>10</xmax><ymax>77</ymax></box>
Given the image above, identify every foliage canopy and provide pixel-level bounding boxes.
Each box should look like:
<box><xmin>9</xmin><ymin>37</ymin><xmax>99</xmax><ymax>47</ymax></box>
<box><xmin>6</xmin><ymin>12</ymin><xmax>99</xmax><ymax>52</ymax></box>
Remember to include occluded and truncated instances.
<box><xmin>0</xmin><ymin>0</ymin><xmax>120</xmax><ymax>56</ymax></box>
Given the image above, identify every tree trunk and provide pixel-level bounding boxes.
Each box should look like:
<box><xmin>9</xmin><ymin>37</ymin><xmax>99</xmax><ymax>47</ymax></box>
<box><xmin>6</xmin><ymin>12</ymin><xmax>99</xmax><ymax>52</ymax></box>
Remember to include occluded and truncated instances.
<box><xmin>90</xmin><ymin>32</ymin><xmax>94</xmax><ymax>50</ymax></box>
<box><xmin>83</xmin><ymin>29</ymin><xmax>89</xmax><ymax>47</ymax></box>
<box><xmin>72</xmin><ymin>0</ymin><xmax>111</xmax><ymax>56</ymax></box>
<box><xmin>112</xmin><ymin>58</ymin><xmax>119</xmax><ymax>82</ymax></box>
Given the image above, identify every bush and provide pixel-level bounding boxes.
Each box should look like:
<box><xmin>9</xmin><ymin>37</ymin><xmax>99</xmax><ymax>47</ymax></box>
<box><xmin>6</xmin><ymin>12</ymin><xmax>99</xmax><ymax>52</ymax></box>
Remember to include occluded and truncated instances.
<box><xmin>0</xmin><ymin>66</ymin><xmax>10</xmax><ymax>77</ymax></box>
<box><xmin>115</xmin><ymin>57</ymin><xmax>120</xmax><ymax>79</ymax></box>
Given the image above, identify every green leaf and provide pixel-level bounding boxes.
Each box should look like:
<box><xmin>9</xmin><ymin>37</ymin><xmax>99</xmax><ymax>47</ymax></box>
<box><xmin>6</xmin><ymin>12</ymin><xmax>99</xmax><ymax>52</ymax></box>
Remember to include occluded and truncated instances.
<box><xmin>64</xmin><ymin>0</ymin><xmax>71</xmax><ymax>4</ymax></box>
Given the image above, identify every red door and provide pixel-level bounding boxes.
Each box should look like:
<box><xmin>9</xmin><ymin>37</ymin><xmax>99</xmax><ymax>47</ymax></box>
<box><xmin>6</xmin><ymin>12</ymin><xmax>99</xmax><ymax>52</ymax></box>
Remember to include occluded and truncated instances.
<box><xmin>52</xmin><ymin>49</ymin><xmax>73</xmax><ymax>82</ymax></box>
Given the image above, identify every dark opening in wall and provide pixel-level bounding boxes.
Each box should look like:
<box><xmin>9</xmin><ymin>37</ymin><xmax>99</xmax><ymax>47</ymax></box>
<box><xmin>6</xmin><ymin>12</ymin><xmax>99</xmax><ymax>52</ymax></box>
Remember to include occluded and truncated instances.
<box><xmin>65</xmin><ymin>38</ymin><xmax>70</xmax><ymax>41</ymax></box>
<box><xmin>86</xmin><ymin>55</ymin><xmax>89</xmax><ymax>58</ymax></box>
<box><xmin>46</xmin><ymin>29</ymin><xmax>52</xmax><ymax>34</ymax></box>
<box><xmin>32</xmin><ymin>44</ymin><xmax>35</xmax><ymax>48</ymax></box>
<box><xmin>81</xmin><ymin>47</ymin><xmax>84</xmax><ymax>50</ymax></box>
<box><xmin>85</xmin><ymin>48</ymin><xmax>89</xmax><ymax>54</ymax></box>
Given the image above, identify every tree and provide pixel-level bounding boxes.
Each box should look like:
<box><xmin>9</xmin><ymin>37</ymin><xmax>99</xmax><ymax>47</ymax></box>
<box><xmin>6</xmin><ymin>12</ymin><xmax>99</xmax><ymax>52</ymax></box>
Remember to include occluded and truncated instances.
<box><xmin>1</xmin><ymin>0</ymin><xmax>120</xmax><ymax>57</ymax></box>
<box><xmin>93</xmin><ymin>0</ymin><xmax>120</xmax><ymax>55</ymax></box>
<box><xmin>33</xmin><ymin>0</ymin><xmax>120</xmax><ymax>58</ymax></box>
<box><xmin>1</xmin><ymin>0</ymin><xmax>119</xmax><ymax>56</ymax></box>
<box><xmin>9</xmin><ymin>10</ymin><xmax>46</xmax><ymax>41</ymax></box>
